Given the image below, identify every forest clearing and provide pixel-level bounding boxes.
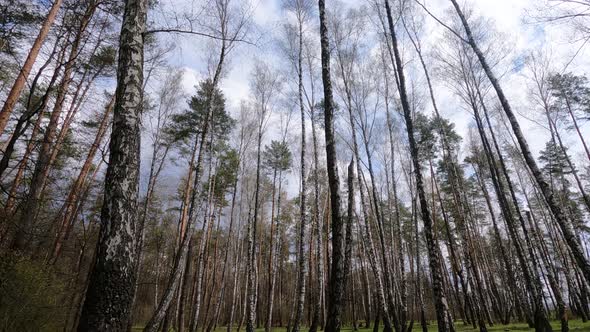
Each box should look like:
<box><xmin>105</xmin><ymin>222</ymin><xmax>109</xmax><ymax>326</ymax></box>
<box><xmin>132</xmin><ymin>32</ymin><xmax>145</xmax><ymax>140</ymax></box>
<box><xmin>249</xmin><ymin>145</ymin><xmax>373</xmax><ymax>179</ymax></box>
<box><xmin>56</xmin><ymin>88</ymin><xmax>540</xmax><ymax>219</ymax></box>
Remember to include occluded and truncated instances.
<box><xmin>1</xmin><ymin>0</ymin><xmax>590</xmax><ymax>331</ymax></box>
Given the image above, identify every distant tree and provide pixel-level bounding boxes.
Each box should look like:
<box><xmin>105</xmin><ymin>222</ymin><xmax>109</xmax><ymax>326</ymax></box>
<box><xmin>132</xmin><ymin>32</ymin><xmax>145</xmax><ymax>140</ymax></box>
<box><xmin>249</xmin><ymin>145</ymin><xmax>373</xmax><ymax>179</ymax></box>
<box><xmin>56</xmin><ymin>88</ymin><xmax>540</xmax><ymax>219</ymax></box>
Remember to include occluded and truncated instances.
<box><xmin>548</xmin><ymin>73</ymin><xmax>590</xmax><ymax>163</ymax></box>
<box><xmin>166</xmin><ymin>79</ymin><xmax>234</xmax><ymax>149</ymax></box>
<box><xmin>540</xmin><ymin>140</ymin><xmax>576</xmax><ymax>179</ymax></box>
<box><xmin>539</xmin><ymin>141</ymin><xmax>586</xmax><ymax>230</ymax></box>
<box><xmin>263</xmin><ymin>140</ymin><xmax>292</xmax><ymax>175</ymax></box>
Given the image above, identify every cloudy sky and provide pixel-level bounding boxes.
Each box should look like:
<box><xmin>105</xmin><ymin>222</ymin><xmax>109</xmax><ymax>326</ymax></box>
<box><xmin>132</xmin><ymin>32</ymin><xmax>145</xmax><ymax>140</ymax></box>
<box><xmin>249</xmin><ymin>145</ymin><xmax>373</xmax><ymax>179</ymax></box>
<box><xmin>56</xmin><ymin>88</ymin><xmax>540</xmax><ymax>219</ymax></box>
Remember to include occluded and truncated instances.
<box><xmin>142</xmin><ymin>0</ymin><xmax>590</xmax><ymax>198</ymax></box>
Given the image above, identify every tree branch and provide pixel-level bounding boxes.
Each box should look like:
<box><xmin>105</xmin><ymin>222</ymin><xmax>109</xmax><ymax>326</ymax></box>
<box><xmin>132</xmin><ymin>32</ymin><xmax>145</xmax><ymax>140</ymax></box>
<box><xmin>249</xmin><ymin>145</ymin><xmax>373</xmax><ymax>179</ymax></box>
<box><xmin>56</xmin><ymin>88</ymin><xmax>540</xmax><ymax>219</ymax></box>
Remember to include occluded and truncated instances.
<box><xmin>144</xmin><ymin>28</ymin><xmax>256</xmax><ymax>46</ymax></box>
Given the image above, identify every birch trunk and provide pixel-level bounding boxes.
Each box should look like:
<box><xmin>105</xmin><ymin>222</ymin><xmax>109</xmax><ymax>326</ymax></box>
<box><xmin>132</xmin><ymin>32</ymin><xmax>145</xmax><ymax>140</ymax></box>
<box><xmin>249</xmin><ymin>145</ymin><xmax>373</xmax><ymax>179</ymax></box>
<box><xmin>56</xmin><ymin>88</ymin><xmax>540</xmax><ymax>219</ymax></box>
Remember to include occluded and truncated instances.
<box><xmin>319</xmin><ymin>0</ymin><xmax>345</xmax><ymax>330</ymax></box>
<box><xmin>76</xmin><ymin>0</ymin><xmax>146</xmax><ymax>329</ymax></box>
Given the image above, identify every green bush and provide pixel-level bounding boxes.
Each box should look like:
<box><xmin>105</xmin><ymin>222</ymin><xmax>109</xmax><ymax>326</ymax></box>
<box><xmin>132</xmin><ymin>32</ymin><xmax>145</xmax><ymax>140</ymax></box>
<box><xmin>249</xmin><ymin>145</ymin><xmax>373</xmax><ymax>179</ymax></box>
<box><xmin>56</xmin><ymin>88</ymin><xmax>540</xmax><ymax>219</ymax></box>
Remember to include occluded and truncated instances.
<box><xmin>0</xmin><ymin>253</ymin><xmax>66</xmax><ymax>331</ymax></box>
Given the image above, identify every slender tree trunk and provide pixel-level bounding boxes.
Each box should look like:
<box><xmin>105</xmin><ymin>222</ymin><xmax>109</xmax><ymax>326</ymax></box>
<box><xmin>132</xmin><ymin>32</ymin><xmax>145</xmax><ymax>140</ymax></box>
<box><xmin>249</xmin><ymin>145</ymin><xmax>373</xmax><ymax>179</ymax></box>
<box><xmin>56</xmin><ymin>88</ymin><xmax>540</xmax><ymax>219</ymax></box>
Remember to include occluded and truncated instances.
<box><xmin>213</xmin><ymin>168</ymin><xmax>241</xmax><ymax>332</ymax></box>
<box><xmin>247</xmin><ymin>126</ymin><xmax>264</xmax><ymax>332</ymax></box>
<box><xmin>359</xmin><ymin>109</ymin><xmax>398</xmax><ymax>332</ymax></box>
<box><xmin>479</xmin><ymin>94</ymin><xmax>552</xmax><ymax>331</ymax></box>
<box><xmin>333</xmin><ymin>19</ymin><xmax>393</xmax><ymax>332</ymax></box>
<box><xmin>472</xmin><ymin>160</ymin><xmax>519</xmax><ymax>324</ymax></box>
<box><xmin>343</xmin><ymin>159</ymin><xmax>355</xmax><ymax>287</ymax></box>
<box><xmin>265</xmin><ymin>168</ymin><xmax>278</xmax><ymax>332</ymax></box>
<box><xmin>310</xmin><ymin>103</ymin><xmax>325</xmax><ymax>332</ymax></box>
<box><xmin>412</xmin><ymin>198</ymin><xmax>428</xmax><ymax>332</ymax></box>
<box><xmin>292</xmin><ymin>15</ymin><xmax>308</xmax><ymax>332</ymax></box>
<box><xmin>128</xmin><ymin>98</ymin><xmax>174</xmax><ymax>326</ymax></box>
<box><xmin>49</xmin><ymin>96</ymin><xmax>114</xmax><ymax>263</ymax></box>
<box><xmin>188</xmin><ymin>159</ymin><xmax>218</xmax><ymax>332</ymax></box>
<box><xmin>177</xmin><ymin>236</ymin><xmax>194</xmax><ymax>332</ymax></box>
<box><xmin>228</xmin><ymin>222</ymin><xmax>244</xmax><ymax>332</ymax></box>
<box><xmin>384</xmin><ymin>84</ymin><xmax>407</xmax><ymax>332</ymax></box>
<box><xmin>526</xmin><ymin>209</ymin><xmax>568</xmax><ymax>332</ymax></box>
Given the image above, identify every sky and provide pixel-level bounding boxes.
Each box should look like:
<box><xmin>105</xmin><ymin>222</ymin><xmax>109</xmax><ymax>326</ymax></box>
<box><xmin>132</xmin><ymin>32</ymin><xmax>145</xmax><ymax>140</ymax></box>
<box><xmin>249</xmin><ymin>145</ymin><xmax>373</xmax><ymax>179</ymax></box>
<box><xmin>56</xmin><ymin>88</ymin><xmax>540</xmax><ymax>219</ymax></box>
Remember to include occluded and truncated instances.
<box><xmin>141</xmin><ymin>0</ymin><xmax>590</xmax><ymax>199</ymax></box>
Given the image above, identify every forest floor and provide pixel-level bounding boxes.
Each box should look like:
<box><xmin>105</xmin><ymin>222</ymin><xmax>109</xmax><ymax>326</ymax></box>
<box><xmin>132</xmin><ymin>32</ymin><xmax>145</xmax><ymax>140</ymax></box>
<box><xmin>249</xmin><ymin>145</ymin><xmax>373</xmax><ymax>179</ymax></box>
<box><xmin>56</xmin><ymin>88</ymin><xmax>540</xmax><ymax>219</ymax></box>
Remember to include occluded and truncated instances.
<box><xmin>344</xmin><ymin>320</ymin><xmax>590</xmax><ymax>332</ymax></box>
<box><xmin>133</xmin><ymin>320</ymin><xmax>590</xmax><ymax>332</ymax></box>
<box><xmin>345</xmin><ymin>320</ymin><xmax>590</xmax><ymax>332</ymax></box>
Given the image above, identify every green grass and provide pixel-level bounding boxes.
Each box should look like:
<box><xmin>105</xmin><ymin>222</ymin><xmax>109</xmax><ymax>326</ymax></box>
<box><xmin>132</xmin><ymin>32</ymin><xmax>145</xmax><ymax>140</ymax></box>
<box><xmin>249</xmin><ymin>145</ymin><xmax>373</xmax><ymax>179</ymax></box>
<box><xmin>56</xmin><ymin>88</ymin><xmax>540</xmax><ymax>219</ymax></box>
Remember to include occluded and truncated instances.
<box><xmin>133</xmin><ymin>319</ymin><xmax>590</xmax><ymax>332</ymax></box>
<box><xmin>342</xmin><ymin>319</ymin><xmax>590</xmax><ymax>332</ymax></box>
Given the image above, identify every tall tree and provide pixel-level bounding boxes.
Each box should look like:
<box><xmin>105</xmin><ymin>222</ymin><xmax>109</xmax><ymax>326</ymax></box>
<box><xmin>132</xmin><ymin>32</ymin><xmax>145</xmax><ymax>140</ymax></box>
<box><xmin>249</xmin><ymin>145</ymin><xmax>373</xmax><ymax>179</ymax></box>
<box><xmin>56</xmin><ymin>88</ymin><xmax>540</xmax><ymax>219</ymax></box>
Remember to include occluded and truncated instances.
<box><xmin>383</xmin><ymin>1</ymin><xmax>455</xmax><ymax>331</ymax></box>
<box><xmin>76</xmin><ymin>0</ymin><xmax>146</xmax><ymax>329</ymax></box>
<box><xmin>319</xmin><ymin>0</ymin><xmax>345</xmax><ymax>331</ymax></box>
<box><xmin>283</xmin><ymin>2</ymin><xmax>313</xmax><ymax>332</ymax></box>
<box><xmin>263</xmin><ymin>139</ymin><xmax>292</xmax><ymax>332</ymax></box>
<box><xmin>246</xmin><ymin>62</ymin><xmax>281</xmax><ymax>332</ymax></box>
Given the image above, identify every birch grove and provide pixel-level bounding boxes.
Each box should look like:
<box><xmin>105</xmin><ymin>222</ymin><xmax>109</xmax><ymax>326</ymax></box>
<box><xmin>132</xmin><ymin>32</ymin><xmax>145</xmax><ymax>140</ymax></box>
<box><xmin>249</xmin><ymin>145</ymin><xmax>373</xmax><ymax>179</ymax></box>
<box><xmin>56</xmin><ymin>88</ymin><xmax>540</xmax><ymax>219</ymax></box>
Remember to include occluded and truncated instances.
<box><xmin>1</xmin><ymin>0</ymin><xmax>590</xmax><ymax>331</ymax></box>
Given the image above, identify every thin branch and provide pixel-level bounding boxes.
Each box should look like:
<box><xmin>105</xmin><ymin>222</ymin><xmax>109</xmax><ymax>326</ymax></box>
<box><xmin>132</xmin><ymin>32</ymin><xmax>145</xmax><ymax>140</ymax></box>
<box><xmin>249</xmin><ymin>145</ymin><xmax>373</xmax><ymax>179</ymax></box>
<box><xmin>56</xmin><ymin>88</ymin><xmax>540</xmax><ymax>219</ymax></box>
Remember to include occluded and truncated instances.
<box><xmin>144</xmin><ymin>28</ymin><xmax>256</xmax><ymax>46</ymax></box>
<box><xmin>413</xmin><ymin>0</ymin><xmax>469</xmax><ymax>43</ymax></box>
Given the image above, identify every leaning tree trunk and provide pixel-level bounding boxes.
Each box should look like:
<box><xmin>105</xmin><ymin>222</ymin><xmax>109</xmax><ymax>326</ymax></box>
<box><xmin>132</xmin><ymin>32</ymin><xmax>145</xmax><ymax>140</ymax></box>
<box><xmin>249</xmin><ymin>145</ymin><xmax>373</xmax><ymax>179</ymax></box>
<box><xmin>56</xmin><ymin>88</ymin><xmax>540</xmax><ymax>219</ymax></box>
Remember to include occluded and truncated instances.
<box><xmin>76</xmin><ymin>0</ymin><xmax>146</xmax><ymax>329</ymax></box>
<box><xmin>471</xmin><ymin>96</ymin><xmax>550</xmax><ymax>332</ymax></box>
<box><xmin>319</xmin><ymin>0</ymin><xmax>345</xmax><ymax>331</ymax></box>
<box><xmin>449</xmin><ymin>0</ymin><xmax>590</xmax><ymax>285</ymax></box>
<box><xmin>477</xmin><ymin>91</ymin><xmax>553</xmax><ymax>331</ymax></box>
<box><xmin>49</xmin><ymin>96</ymin><xmax>114</xmax><ymax>263</ymax></box>
<box><xmin>383</xmin><ymin>1</ymin><xmax>454</xmax><ymax>331</ymax></box>
<box><xmin>1</xmin><ymin>39</ymin><xmax>66</xmax><ymax>218</ymax></box>
<box><xmin>0</xmin><ymin>0</ymin><xmax>64</xmax><ymax>135</ymax></box>
<box><xmin>14</xmin><ymin>3</ymin><xmax>97</xmax><ymax>250</ymax></box>
<box><xmin>0</xmin><ymin>31</ymin><xmax>65</xmax><ymax>181</ymax></box>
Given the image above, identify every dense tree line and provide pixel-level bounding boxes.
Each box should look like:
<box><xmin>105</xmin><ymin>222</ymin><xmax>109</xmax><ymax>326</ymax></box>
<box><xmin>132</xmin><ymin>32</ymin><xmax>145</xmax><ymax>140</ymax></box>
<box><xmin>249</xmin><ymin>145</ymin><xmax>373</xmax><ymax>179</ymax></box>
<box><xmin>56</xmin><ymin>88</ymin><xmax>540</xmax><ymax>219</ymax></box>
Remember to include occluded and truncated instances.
<box><xmin>0</xmin><ymin>0</ymin><xmax>589</xmax><ymax>331</ymax></box>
